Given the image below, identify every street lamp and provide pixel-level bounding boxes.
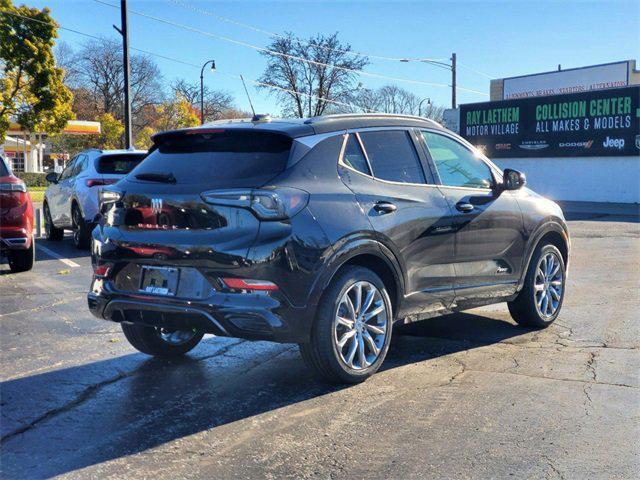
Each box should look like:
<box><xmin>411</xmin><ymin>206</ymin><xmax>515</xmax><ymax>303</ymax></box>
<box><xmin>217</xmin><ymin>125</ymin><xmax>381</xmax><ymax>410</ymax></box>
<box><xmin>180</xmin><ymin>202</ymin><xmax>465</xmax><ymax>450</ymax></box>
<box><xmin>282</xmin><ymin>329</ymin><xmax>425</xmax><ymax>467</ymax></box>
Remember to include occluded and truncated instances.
<box><xmin>200</xmin><ymin>59</ymin><xmax>216</xmax><ymax>125</ymax></box>
<box><xmin>418</xmin><ymin>98</ymin><xmax>431</xmax><ymax>117</ymax></box>
<box><xmin>400</xmin><ymin>53</ymin><xmax>457</xmax><ymax>108</ymax></box>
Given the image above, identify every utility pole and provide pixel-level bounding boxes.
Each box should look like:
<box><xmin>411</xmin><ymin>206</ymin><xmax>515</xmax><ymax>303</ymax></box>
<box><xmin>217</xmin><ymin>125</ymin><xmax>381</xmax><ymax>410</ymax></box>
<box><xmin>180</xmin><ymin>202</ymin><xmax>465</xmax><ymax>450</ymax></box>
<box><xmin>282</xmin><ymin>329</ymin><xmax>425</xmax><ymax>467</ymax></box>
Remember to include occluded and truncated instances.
<box><xmin>114</xmin><ymin>0</ymin><xmax>133</xmax><ymax>149</ymax></box>
<box><xmin>200</xmin><ymin>60</ymin><xmax>216</xmax><ymax>125</ymax></box>
<box><xmin>451</xmin><ymin>52</ymin><xmax>457</xmax><ymax>109</ymax></box>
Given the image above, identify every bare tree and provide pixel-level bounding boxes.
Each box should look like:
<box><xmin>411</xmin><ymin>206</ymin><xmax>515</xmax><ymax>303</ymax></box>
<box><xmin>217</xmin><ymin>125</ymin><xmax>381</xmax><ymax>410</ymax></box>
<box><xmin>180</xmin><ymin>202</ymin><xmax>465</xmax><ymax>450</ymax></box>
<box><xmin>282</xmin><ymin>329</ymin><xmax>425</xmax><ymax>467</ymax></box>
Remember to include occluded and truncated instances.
<box><xmin>343</xmin><ymin>84</ymin><xmax>446</xmax><ymax>122</ymax></box>
<box><xmin>65</xmin><ymin>39</ymin><xmax>163</xmax><ymax>137</ymax></box>
<box><xmin>170</xmin><ymin>79</ymin><xmax>236</xmax><ymax>122</ymax></box>
<box><xmin>258</xmin><ymin>33</ymin><xmax>369</xmax><ymax>118</ymax></box>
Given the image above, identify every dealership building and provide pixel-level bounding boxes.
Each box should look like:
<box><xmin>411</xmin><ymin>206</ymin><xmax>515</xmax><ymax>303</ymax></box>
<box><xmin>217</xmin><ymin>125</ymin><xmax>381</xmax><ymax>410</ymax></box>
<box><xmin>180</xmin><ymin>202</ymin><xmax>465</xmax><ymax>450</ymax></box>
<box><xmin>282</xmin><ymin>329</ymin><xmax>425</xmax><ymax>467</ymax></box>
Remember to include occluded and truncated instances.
<box><xmin>445</xmin><ymin>60</ymin><xmax>640</xmax><ymax>204</ymax></box>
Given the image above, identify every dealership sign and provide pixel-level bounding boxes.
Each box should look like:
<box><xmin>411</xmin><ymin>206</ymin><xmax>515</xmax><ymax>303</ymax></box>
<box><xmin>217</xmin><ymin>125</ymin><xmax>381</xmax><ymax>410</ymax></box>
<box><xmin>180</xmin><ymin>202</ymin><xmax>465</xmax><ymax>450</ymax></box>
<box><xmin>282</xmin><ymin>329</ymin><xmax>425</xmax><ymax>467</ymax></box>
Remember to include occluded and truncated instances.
<box><xmin>460</xmin><ymin>85</ymin><xmax>640</xmax><ymax>158</ymax></box>
<box><xmin>502</xmin><ymin>61</ymin><xmax>629</xmax><ymax>100</ymax></box>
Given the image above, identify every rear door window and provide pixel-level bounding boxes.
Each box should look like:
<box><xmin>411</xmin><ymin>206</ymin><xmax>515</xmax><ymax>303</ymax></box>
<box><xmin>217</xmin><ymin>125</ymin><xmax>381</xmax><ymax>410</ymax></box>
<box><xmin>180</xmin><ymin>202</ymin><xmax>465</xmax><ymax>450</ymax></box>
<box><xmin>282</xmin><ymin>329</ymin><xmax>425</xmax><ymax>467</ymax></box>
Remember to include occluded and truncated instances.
<box><xmin>97</xmin><ymin>154</ymin><xmax>145</xmax><ymax>174</ymax></box>
<box><xmin>133</xmin><ymin>131</ymin><xmax>292</xmax><ymax>185</ymax></box>
<box><xmin>359</xmin><ymin>130</ymin><xmax>426</xmax><ymax>184</ymax></box>
<box><xmin>341</xmin><ymin>134</ymin><xmax>371</xmax><ymax>175</ymax></box>
<box><xmin>0</xmin><ymin>158</ymin><xmax>10</xmax><ymax>177</ymax></box>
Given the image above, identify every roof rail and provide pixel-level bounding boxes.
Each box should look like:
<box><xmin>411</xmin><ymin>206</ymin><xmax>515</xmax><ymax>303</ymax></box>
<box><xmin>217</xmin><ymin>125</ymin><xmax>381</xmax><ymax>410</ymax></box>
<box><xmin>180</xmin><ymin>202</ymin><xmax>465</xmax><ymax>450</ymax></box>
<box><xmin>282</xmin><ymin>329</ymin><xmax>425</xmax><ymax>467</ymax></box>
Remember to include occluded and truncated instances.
<box><xmin>304</xmin><ymin>113</ymin><xmax>441</xmax><ymax>127</ymax></box>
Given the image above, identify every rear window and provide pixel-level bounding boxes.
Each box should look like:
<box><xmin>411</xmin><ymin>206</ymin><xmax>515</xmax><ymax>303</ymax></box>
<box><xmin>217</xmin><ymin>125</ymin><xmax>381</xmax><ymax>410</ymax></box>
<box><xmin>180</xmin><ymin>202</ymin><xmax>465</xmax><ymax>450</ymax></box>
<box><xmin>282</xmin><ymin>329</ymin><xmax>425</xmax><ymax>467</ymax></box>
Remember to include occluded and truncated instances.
<box><xmin>133</xmin><ymin>131</ymin><xmax>292</xmax><ymax>185</ymax></box>
<box><xmin>97</xmin><ymin>154</ymin><xmax>145</xmax><ymax>174</ymax></box>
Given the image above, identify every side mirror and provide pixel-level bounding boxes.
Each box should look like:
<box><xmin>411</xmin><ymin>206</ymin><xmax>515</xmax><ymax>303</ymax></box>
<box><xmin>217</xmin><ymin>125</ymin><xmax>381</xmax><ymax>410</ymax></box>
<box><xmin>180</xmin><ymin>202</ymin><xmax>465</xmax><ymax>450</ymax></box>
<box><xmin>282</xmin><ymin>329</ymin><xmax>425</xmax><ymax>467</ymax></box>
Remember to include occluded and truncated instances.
<box><xmin>45</xmin><ymin>172</ymin><xmax>58</xmax><ymax>184</ymax></box>
<box><xmin>503</xmin><ymin>168</ymin><xmax>526</xmax><ymax>190</ymax></box>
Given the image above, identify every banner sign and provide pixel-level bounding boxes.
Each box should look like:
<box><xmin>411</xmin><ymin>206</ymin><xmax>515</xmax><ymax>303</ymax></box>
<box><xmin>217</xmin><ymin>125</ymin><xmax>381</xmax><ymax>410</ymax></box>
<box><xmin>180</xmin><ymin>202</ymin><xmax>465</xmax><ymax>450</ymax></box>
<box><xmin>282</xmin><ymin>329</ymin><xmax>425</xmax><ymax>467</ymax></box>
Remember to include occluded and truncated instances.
<box><xmin>460</xmin><ymin>85</ymin><xmax>640</xmax><ymax>158</ymax></box>
<box><xmin>502</xmin><ymin>61</ymin><xmax>629</xmax><ymax>100</ymax></box>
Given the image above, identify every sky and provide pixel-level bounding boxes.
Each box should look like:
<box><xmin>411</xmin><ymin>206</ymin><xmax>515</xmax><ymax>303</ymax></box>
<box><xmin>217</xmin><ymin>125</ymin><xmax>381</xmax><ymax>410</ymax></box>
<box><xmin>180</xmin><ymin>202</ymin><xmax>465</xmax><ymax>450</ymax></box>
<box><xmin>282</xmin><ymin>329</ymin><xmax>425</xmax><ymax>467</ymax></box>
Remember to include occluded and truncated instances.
<box><xmin>27</xmin><ymin>0</ymin><xmax>640</xmax><ymax>116</ymax></box>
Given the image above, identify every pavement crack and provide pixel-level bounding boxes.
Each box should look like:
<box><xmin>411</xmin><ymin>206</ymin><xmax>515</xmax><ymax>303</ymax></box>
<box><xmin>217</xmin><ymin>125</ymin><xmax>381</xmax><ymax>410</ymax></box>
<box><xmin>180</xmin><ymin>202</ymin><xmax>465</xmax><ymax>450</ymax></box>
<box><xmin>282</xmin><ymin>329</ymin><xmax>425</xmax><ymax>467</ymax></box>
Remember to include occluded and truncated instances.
<box><xmin>542</xmin><ymin>455</ymin><xmax>566</xmax><ymax>479</ymax></box>
<box><xmin>586</xmin><ymin>351</ymin><xmax>598</xmax><ymax>382</ymax></box>
<box><xmin>0</xmin><ymin>339</ymin><xmax>247</xmax><ymax>444</ymax></box>
<box><xmin>0</xmin><ymin>370</ymin><xmax>130</xmax><ymax>444</ymax></box>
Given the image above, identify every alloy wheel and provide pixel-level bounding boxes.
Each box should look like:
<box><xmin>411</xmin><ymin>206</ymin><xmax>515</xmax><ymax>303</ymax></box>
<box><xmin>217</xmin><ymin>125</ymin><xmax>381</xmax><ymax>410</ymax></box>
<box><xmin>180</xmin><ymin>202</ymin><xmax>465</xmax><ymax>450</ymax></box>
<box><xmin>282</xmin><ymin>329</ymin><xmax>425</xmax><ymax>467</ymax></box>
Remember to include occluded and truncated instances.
<box><xmin>334</xmin><ymin>281</ymin><xmax>388</xmax><ymax>370</ymax></box>
<box><xmin>72</xmin><ymin>207</ymin><xmax>81</xmax><ymax>245</ymax></box>
<box><xmin>534</xmin><ymin>252</ymin><xmax>564</xmax><ymax>318</ymax></box>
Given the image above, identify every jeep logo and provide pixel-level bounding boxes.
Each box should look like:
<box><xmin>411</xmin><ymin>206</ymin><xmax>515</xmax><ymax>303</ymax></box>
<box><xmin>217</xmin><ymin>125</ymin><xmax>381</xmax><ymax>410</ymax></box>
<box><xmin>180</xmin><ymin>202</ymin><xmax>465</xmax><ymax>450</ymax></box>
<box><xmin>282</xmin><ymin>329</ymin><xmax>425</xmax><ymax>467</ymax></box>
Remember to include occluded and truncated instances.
<box><xmin>603</xmin><ymin>136</ymin><xmax>625</xmax><ymax>150</ymax></box>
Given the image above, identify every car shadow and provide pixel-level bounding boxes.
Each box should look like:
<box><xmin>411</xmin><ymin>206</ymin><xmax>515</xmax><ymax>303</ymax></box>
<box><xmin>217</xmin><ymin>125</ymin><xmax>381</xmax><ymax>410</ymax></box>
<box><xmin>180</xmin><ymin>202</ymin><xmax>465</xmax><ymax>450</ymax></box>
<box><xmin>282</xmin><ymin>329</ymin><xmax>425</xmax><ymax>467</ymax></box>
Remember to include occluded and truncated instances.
<box><xmin>1</xmin><ymin>312</ymin><xmax>532</xmax><ymax>478</ymax></box>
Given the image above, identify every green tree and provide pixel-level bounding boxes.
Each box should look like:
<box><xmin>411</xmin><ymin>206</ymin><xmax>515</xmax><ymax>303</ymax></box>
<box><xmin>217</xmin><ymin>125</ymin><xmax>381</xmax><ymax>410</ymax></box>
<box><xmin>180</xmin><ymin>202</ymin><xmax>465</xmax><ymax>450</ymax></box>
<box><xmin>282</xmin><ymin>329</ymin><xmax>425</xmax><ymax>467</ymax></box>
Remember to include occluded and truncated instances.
<box><xmin>95</xmin><ymin>113</ymin><xmax>124</xmax><ymax>149</ymax></box>
<box><xmin>0</xmin><ymin>0</ymin><xmax>74</xmax><ymax>140</ymax></box>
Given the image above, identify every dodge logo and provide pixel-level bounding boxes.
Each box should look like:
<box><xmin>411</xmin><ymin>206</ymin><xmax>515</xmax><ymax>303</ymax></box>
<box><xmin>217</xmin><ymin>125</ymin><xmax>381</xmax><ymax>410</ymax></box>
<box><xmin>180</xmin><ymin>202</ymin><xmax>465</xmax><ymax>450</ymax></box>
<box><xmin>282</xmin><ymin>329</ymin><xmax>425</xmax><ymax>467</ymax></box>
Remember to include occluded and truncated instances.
<box><xmin>151</xmin><ymin>198</ymin><xmax>163</xmax><ymax>214</ymax></box>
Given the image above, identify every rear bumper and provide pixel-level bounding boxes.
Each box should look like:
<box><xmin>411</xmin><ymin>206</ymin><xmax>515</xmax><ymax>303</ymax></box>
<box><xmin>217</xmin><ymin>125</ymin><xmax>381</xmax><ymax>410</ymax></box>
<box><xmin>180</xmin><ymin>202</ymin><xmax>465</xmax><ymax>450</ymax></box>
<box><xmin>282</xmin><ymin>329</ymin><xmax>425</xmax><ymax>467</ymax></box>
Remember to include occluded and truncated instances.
<box><xmin>0</xmin><ymin>227</ymin><xmax>32</xmax><ymax>251</ymax></box>
<box><xmin>88</xmin><ymin>278</ymin><xmax>313</xmax><ymax>343</ymax></box>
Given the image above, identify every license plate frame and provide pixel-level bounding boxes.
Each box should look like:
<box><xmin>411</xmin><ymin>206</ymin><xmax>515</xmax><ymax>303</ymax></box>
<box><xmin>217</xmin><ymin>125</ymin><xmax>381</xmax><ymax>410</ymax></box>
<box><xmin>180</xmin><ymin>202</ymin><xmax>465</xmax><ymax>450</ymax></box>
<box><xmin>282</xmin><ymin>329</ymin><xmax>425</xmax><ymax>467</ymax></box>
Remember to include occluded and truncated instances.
<box><xmin>139</xmin><ymin>265</ymin><xmax>180</xmax><ymax>296</ymax></box>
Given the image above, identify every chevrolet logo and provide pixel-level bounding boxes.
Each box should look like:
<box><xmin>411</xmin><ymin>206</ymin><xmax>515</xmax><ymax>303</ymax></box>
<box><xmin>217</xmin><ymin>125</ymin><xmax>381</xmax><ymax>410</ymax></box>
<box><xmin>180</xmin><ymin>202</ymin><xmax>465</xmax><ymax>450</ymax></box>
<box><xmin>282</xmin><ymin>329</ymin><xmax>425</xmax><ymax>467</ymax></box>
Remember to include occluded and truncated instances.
<box><xmin>151</xmin><ymin>198</ymin><xmax>163</xmax><ymax>214</ymax></box>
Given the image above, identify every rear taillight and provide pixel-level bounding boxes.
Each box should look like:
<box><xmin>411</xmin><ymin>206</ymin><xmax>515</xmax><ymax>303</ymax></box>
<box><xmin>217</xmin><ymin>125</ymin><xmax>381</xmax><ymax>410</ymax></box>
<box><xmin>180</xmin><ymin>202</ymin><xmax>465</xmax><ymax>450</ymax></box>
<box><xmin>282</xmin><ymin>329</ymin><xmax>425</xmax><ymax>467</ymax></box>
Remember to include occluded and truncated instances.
<box><xmin>0</xmin><ymin>181</ymin><xmax>27</xmax><ymax>193</ymax></box>
<box><xmin>98</xmin><ymin>188</ymin><xmax>123</xmax><ymax>210</ymax></box>
<box><xmin>93</xmin><ymin>263</ymin><xmax>112</xmax><ymax>277</ymax></box>
<box><xmin>221</xmin><ymin>278</ymin><xmax>279</xmax><ymax>292</ymax></box>
<box><xmin>201</xmin><ymin>188</ymin><xmax>309</xmax><ymax>220</ymax></box>
<box><xmin>86</xmin><ymin>178</ymin><xmax>118</xmax><ymax>188</ymax></box>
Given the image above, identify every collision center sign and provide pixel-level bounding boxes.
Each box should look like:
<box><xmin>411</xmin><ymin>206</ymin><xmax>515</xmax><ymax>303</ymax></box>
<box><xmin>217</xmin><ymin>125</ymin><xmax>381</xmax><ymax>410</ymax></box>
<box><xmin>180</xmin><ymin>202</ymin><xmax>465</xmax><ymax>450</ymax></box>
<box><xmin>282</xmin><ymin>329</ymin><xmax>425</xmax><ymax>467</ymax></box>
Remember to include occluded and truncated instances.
<box><xmin>502</xmin><ymin>61</ymin><xmax>629</xmax><ymax>100</ymax></box>
<box><xmin>460</xmin><ymin>85</ymin><xmax>640</xmax><ymax>158</ymax></box>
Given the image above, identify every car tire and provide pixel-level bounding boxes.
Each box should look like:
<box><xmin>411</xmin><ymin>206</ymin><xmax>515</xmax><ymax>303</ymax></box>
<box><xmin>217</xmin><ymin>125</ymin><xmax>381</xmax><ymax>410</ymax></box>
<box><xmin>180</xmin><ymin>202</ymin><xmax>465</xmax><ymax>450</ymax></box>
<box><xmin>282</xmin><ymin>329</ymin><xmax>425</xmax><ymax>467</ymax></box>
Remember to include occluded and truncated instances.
<box><xmin>72</xmin><ymin>204</ymin><xmax>91</xmax><ymax>249</ymax></box>
<box><xmin>508</xmin><ymin>243</ymin><xmax>566</xmax><ymax>328</ymax></box>
<box><xmin>44</xmin><ymin>202</ymin><xmax>64</xmax><ymax>241</ymax></box>
<box><xmin>8</xmin><ymin>239</ymin><xmax>35</xmax><ymax>273</ymax></box>
<box><xmin>299</xmin><ymin>266</ymin><xmax>393</xmax><ymax>384</ymax></box>
<box><xmin>121</xmin><ymin>322</ymin><xmax>204</xmax><ymax>357</ymax></box>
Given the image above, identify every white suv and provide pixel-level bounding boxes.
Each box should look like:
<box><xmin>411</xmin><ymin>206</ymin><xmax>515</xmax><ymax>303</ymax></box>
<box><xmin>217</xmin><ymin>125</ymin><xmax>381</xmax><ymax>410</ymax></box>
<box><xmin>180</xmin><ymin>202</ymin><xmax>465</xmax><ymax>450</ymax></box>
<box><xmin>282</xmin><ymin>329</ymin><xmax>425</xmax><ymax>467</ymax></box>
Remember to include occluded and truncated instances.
<box><xmin>44</xmin><ymin>149</ymin><xmax>146</xmax><ymax>248</ymax></box>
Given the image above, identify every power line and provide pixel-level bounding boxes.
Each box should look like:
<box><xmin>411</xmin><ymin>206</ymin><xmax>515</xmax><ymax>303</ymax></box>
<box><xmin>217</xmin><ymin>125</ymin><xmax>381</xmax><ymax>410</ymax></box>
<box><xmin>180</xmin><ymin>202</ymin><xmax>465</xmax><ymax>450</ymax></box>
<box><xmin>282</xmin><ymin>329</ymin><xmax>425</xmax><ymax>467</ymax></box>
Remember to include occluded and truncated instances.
<box><xmin>92</xmin><ymin>0</ymin><xmax>479</xmax><ymax>92</ymax></box>
<box><xmin>167</xmin><ymin>0</ymin><xmax>449</xmax><ymax>64</ymax></box>
<box><xmin>1</xmin><ymin>10</ymin><xmax>371</xmax><ymax>113</ymax></box>
<box><xmin>168</xmin><ymin>0</ymin><xmax>496</xmax><ymax>83</ymax></box>
<box><xmin>458</xmin><ymin>62</ymin><xmax>494</xmax><ymax>80</ymax></box>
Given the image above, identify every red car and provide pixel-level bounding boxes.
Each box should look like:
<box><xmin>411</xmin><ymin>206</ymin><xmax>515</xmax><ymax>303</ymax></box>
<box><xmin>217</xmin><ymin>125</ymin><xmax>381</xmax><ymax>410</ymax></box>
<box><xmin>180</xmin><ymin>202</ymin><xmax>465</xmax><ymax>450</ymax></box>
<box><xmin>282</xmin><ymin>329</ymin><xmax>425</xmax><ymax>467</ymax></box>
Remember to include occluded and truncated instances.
<box><xmin>0</xmin><ymin>156</ymin><xmax>35</xmax><ymax>272</ymax></box>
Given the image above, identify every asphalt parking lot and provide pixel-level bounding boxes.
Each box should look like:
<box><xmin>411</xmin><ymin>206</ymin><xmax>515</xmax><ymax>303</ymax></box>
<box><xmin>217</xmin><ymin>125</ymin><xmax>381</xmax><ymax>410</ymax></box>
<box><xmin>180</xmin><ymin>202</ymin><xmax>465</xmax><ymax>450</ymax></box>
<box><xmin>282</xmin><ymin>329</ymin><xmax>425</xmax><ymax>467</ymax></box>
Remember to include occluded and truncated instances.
<box><xmin>1</xmin><ymin>212</ymin><xmax>638</xmax><ymax>479</ymax></box>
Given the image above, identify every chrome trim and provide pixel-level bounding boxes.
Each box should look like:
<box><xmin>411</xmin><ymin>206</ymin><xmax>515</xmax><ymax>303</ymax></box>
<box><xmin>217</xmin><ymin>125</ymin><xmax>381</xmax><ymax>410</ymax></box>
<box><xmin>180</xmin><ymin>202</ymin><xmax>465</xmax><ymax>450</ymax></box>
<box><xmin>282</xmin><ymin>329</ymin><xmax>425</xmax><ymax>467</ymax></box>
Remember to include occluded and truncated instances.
<box><xmin>1</xmin><ymin>237</ymin><xmax>28</xmax><ymax>246</ymax></box>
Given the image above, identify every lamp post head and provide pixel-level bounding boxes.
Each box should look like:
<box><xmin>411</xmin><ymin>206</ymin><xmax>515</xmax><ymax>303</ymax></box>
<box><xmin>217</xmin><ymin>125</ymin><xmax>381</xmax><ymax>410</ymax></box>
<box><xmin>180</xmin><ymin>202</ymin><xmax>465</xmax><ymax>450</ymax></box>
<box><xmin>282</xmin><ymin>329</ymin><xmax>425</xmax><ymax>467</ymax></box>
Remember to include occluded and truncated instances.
<box><xmin>210</xmin><ymin>60</ymin><xmax>216</xmax><ymax>71</ymax></box>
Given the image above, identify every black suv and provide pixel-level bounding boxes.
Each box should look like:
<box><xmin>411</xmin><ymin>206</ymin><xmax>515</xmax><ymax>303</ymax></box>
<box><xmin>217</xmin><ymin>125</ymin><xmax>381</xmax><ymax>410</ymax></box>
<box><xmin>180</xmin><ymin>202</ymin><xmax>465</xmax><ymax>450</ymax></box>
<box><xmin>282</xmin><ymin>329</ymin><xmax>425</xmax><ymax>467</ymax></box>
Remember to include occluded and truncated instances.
<box><xmin>89</xmin><ymin>114</ymin><xmax>569</xmax><ymax>383</ymax></box>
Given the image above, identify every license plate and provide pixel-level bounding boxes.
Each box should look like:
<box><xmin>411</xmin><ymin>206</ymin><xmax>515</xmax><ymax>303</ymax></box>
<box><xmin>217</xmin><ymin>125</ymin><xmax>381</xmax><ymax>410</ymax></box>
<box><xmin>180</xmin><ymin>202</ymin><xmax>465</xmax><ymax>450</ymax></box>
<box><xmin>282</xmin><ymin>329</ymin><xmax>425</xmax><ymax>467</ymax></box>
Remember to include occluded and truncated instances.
<box><xmin>139</xmin><ymin>266</ymin><xmax>179</xmax><ymax>296</ymax></box>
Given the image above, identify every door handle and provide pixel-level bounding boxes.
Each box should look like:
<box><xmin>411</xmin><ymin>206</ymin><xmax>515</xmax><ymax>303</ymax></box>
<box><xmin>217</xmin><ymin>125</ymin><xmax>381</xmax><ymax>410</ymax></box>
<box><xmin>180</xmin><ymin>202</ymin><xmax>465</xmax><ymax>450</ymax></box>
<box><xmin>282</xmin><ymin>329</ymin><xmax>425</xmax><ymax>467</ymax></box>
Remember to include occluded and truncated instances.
<box><xmin>374</xmin><ymin>201</ymin><xmax>397</xmax><ymax>214</ymax></box>
<box><xmin>455</xmin><ymin>202</ymin><xmax>474</xmax><ymax>213</ymax></box>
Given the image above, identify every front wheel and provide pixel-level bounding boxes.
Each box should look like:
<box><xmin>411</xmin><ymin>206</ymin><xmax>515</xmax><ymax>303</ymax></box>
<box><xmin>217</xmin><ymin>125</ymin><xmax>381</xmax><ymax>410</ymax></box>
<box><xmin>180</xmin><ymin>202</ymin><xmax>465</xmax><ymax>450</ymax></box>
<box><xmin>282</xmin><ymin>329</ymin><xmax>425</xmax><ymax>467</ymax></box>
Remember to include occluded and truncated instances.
<box><xmin>299</xmin><ymin>266</ymin><xmax>393</xmax><ymax>384</ymax></box>
<box><xmin>508</xmin><ymin>243</ymin><xmax>566</xmax><ymax>328</ymax></box>
<box><xmin>44</xmin><ymin>202</ymin><xmax>64</xmax><ymax>241</ymax></box>
<box><xmin>72</xmin><ymin>205</ymin><xmax>91</xmax><ymax>249</ymax></box>
<box><xmin>121</xmin><ymin>322</ymin><xmax>204</xmax><ymax>357</ymax></box>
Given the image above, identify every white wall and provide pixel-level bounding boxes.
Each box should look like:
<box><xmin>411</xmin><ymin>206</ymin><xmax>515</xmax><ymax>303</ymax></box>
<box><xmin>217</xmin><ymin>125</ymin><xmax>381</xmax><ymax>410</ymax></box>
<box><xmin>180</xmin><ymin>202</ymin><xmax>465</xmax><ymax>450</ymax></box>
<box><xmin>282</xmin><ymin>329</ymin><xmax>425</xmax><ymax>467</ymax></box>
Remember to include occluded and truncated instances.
<box><xmin>493</xmin><ymin>156</ymin><xmax>640</xmax><ymax>204</ymax></box>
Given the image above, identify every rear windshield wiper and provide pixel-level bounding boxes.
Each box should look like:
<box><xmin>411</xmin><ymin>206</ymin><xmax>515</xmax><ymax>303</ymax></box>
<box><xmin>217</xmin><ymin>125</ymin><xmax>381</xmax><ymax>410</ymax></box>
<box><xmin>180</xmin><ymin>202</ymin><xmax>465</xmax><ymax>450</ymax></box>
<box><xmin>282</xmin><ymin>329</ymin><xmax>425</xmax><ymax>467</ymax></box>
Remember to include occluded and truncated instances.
<box><xmin>134</xmin><ymin>172</ymin><xmax>176</xmax><ymax>184</ymax></box>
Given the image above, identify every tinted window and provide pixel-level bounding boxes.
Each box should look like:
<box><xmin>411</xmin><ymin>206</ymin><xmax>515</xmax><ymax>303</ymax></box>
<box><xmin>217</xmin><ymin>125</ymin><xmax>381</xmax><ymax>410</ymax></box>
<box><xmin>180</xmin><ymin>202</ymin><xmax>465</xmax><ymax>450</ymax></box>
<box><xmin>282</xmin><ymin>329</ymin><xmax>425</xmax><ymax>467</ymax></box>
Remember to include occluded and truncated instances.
<box><xmin>97</xmin><ymin>154</ymin><xmax>145</xmax><ymax>174</ymax></box>
<box><xmin>422</xmin><ymin>131</ymin><xmax>493</xmax><ymax>189</ymax></box>
<box><xmin>133</xmin><ymin>131</ymin><xmax>292</xmax><ymax>185</ymax></box>
<box><xmin>0</xmin><ymin>157</ymin><xmax>10</xmax><ymax>177</ymax></box>
<box><xmin>72</xmin><ymin>155</ymin><xmax>88</xmax><ymax>176</ymax></box>
<box><xmin>341</xmin><ymin>135</ymin><xmax>370</xmax><ymax>175</ymax></box>
<box><xmin>59</xmin><ymin>157</ymin><xmax>77</xmax><ymax>180</ymax></box>
<box><xmin>359</xmin><ymin>130</ymin><xmax>425</xmax><ymax>184</ymax></box>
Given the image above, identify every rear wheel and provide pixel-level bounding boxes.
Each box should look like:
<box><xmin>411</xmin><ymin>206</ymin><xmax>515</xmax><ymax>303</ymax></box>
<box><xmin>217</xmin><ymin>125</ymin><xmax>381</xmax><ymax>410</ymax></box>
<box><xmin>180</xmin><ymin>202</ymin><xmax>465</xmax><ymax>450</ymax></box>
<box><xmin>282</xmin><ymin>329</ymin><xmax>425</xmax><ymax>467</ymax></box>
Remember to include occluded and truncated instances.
<box><xmin>8</xmin><ymin>240</ymin><xmax>35</xmax><ymax>273</ymax></box>
<box><xmin>121</xmin><ymin>322</ymin><xmax>204</xmax><ymax>357</ymax></box>
<box><xmin>72</xmin><ymin>204</ymin><xmax>91</xmax><ymax>249</ymax></box>
<box><xmin>299</xmin><ymin>266</ymin><xmax>393</xmax><ymax>384</ymax></box>
<box><xmin>508</xmin><ymin>243</ymin><xmax>566</xmax><ymax>328</ymax></box>
<box><xmin>44</xmin><ymin>202</ymin><xmax>64</xmax><ymax>241</ymax></box>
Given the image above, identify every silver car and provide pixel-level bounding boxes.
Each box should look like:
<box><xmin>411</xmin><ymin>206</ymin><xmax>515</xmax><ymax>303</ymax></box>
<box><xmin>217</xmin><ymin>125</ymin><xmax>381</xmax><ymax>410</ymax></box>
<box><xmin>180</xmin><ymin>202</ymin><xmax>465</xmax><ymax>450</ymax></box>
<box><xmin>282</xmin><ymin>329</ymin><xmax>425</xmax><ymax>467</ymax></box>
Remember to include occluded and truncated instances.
<box><xmin>44</xmin><ymin>149</ymin><xmax>146</xmax><ymax>248</ymax></box>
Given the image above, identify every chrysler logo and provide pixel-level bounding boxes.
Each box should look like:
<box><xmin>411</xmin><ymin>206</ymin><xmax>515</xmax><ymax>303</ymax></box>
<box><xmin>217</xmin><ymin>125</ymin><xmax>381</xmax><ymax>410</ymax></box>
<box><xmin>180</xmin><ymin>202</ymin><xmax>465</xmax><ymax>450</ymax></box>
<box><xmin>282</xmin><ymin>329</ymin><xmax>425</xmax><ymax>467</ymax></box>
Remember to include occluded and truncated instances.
<box><xmin>151</xmin><ymin>198</ymin><xmax>163</xmax><ymax>214</ymax></box>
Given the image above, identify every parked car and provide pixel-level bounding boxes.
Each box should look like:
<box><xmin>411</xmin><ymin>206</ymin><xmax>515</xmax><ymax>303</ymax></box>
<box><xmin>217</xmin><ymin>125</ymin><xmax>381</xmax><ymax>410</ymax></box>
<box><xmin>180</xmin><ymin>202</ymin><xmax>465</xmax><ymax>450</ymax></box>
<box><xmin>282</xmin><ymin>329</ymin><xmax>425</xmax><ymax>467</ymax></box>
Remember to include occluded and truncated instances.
<box><xmin>88</xmin><ymin>114</ymin><xmax>570</xmax><ymax>383</ymax></box>
<box><xmin>0</xmin><ymin>155</ymin><xmax>35</xmax><ymax>272</ymax></box>
<box><xmin>44</xmin><ymin>149</ymin><xmax>146</xmax><ymax>248</ymax></box>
